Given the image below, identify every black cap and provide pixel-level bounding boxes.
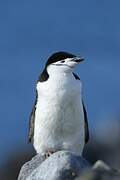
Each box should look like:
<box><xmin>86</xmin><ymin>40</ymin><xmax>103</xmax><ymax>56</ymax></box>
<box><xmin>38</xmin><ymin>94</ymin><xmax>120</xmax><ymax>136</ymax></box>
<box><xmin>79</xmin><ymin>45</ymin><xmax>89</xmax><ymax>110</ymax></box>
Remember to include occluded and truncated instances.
<box><xmin>46</xmin><ymin>51</ymin><xmax>76</xmax><ymax>67</ymax></box>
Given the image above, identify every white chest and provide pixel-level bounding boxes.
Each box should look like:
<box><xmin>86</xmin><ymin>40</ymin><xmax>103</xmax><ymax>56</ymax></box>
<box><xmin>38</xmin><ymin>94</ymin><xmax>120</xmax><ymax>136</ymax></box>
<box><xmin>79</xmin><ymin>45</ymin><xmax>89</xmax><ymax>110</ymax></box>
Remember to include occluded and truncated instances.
<box><xmin>34</xmin><ymin>73</ymin><xmax>85</xmax><ymax>155</ymax></box>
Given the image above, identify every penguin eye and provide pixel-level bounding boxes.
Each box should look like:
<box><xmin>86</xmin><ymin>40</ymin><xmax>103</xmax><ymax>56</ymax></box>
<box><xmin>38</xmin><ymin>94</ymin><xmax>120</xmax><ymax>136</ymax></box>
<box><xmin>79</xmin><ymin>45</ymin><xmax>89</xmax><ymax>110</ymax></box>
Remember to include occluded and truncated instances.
<box><xmin>61</xmin><ymin>60</ymin><xmax>65</xmax><ymax>63</ymax></box>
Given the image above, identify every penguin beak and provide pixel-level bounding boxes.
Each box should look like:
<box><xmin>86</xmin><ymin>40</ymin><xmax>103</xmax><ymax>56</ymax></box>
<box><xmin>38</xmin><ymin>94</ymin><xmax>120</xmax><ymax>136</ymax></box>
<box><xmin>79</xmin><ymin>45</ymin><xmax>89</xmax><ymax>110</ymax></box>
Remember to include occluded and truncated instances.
<box><xmin>71</xmin><ymin>57</ymin><xmax>84</xmax><ymax>63</ymax></box>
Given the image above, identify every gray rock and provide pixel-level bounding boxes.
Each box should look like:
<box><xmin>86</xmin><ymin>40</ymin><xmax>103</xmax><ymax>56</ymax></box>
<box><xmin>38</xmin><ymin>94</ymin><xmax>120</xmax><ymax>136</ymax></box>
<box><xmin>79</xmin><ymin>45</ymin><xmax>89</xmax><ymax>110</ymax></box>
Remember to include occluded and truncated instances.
<box><xmin>18</xmin><ymin>154</ymin><xmax>45</xmax><ymax>180</ymax></box>
<box><xmin>18</xmin><ymin>151</ymin><xmax>120</xmax><ymax>180</ymax></box>
<box><xmin>75</xmin><ymin>160</ymin><xmax>120</xmax><ymax>180</ymax></box>
<box><xmin>18</xmin><ymin>150</ymin><xmax>89</xmax><ymax>180</ymax></box>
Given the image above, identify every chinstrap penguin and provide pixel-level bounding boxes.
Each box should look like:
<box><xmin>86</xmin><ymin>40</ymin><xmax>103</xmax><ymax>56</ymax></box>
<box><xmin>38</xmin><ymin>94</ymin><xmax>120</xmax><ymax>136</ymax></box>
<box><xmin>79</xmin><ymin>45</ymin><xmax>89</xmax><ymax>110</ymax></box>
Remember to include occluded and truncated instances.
<box><xmin>28</xmin><ymin>51</ymin><xmax>89</xmax><ymax>158</ymax></box>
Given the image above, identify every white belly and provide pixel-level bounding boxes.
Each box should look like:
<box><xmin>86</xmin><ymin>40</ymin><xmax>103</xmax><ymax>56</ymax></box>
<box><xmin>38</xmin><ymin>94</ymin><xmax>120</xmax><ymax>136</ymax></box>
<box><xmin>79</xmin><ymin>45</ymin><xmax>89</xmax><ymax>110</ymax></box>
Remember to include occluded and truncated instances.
<box><xmin>33</xmin><ymin>73</ymin><xmax>85</xmax><ymax>155</ymax></box>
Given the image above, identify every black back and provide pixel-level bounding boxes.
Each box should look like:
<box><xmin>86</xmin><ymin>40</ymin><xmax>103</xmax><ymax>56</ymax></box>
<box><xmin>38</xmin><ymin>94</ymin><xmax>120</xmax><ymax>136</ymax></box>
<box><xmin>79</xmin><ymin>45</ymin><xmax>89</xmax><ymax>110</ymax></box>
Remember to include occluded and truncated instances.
<box><xmin>38</xmin><ymin>69</ymin><xmax>49</xmax><ymax>82</ymax></box>
<box><xmin>82</xmin><ymin>101</ymin><xmax>89</xmax><ymax>143</ymax></box>
<box><xmin>72</xmin><ymin>72</ymin><xmax>81</xmax><ymax>80</ymax></box>
<box><xmin>28</xmin><ymin>91</ymin><xmax>38</xmax><ymax>142</ymax></box>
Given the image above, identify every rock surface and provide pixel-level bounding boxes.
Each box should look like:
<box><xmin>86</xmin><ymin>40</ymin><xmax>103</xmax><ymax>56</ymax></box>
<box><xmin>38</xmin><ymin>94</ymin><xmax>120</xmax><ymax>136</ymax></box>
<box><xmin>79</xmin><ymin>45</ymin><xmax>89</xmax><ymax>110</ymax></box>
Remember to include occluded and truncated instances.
<box><xmin>18</xmin><ymin>150</ymin><xmax>89</xmax><ymax>180</ymax></box>
<box><xmin>18</xmin><ymin>150</ymin><xmax>120</xmax><ymax>180</ymax></box>
<box><xmin>76</xmin><ymin>160</ymin><xmax>120</xmax><ymax>180</ymax></box>
<box><xmin>18</xmin><ymin>153</ymin><xmax>45</xmax><ymax>180</ymax></box>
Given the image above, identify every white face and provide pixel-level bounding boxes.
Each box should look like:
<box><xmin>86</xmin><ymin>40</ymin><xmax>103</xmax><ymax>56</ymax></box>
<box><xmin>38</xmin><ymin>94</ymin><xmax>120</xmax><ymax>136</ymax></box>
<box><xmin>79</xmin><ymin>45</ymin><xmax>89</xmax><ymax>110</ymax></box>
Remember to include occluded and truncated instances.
<box><xmin>47</xmin><ymin>57</ymin><xmax>83</xmax><ymax>74</ymax></box>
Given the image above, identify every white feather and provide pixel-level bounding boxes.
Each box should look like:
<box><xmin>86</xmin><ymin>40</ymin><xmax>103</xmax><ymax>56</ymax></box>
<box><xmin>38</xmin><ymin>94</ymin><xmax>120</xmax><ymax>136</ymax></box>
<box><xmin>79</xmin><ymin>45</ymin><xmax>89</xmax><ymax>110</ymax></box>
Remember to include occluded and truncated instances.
<box><xmin>33</xmin><ymin>65</ymin><xmax>85</xmax><ymax>155</ymax></box>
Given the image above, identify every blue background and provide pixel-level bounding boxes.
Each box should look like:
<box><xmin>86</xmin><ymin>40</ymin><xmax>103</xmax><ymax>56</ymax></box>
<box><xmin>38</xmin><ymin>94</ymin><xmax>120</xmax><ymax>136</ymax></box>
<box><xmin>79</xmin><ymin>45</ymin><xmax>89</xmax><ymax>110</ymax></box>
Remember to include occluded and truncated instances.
<box><xmin>0</xmin><ymin>0</ymin><xmax>120</xmax><ymax>165</ymax></box>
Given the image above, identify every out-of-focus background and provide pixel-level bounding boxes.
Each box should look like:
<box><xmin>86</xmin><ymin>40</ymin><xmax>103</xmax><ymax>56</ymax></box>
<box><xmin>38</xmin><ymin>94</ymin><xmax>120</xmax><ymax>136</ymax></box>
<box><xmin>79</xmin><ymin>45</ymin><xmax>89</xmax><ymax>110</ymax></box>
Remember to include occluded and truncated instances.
<box><xmin>0</xmin><ymin>0</ymin><xmax>120</xmax><ymax>179</ymax></box>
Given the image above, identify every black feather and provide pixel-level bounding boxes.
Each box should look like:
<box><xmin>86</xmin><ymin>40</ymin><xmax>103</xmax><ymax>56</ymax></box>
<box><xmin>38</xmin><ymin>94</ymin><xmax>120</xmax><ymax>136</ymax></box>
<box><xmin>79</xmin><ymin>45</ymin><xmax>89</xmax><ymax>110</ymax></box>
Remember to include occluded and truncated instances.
<box><xmin>82</xmin><ymin>101</ymin><xmax>89</xmax><ymax>143</ymax></box>
<box><xmin>72</xmin><ymin>72</ymin><xmax>80</xmax><ymax>80</ymax></box>
<box><xmin>28</xmin><ymin>91</ymin><xmax>38</xmax><ymax>143</ymax></box>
